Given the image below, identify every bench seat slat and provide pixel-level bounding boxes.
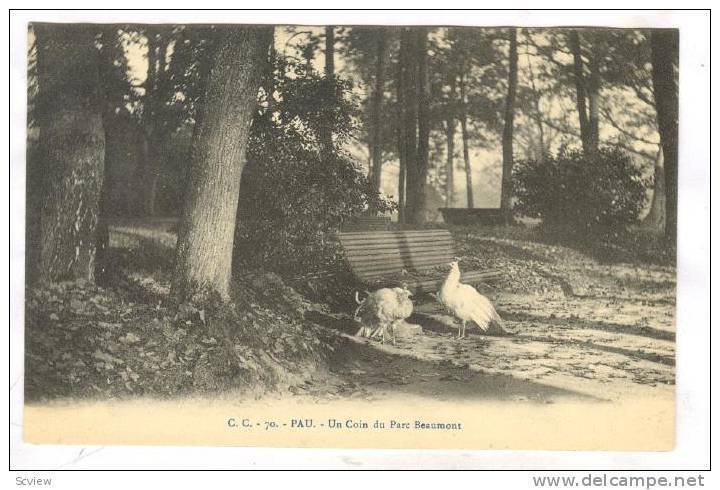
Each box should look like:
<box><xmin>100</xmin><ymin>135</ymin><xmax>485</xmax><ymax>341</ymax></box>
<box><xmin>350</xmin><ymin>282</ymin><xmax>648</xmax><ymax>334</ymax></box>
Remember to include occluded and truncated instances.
<box><xmin>339</xmin><ymin>230</ymin><xmax>450</xmax><ymax>237</ymax></box>
<box><xmin>348</xmin><ymin>252</ymin><xmax>452</xmax><ymax>266</ymax></box>
<box><xmin>339</xmin><ymin>236</ymin><xmax>455</xmax><ymax>246</ymax></box>
<box><xmin>341</xmin><ymin>243</ymin><xmax>455</xmax><ymax>254</ymax></box>
<box><xmin>351</xmin><ymin>260</ymin><xmax>451</xmax><ymax>275</ymax></box>
<box><xmin>345</xmin><ymin>246</ymin><xmax>454</xmax><ymax>258</ymax></box>
<box><xmin>348</xmin><ymin>254</ymin><xmax>452</xmax><ymax>270</ymax></box>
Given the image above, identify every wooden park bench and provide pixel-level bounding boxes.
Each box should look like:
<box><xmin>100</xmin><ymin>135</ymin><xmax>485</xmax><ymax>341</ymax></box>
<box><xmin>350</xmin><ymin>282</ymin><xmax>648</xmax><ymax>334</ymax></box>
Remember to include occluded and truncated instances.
<box><xmin>337</xmin><ymin>229</ymin><xmax>502</xmax><ymax>295</ymax></box>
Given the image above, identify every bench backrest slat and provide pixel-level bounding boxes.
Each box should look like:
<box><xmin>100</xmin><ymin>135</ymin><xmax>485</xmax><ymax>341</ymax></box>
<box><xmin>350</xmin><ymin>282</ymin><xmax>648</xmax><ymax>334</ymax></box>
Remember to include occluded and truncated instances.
<box><xmin>338</xmin><ymin>230</ymin><xmax>455</xmax><ymax>282</ymax></box>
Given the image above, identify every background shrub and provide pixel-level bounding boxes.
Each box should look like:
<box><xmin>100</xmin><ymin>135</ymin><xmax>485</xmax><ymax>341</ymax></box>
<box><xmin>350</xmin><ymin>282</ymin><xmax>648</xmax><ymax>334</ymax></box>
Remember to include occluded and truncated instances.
<box><xmin>233</xmin><ymin>68</ymin><xmax>395</xmax><ymax>275</ymax></box>
<box><xmin>513</xmin><ymin>147</ymin><xmax>648</xmax><ymax>238</ymax></box>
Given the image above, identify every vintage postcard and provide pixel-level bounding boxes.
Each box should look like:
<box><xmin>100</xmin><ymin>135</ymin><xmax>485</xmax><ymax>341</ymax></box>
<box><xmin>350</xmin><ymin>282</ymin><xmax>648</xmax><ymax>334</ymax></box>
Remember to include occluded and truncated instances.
<box><xmin>11</xmin><ymin>10</ymin><xmax>708</xmax><ymax>467</ymax></box>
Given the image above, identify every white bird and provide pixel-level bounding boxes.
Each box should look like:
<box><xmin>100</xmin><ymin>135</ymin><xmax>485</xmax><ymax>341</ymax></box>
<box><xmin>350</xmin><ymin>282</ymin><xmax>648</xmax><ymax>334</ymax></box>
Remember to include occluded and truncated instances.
<box><xmin>438</xmin><ymin>261</ymin><xmax>505</xmax><ymax>339</ymax></box>
<box><xmin>354</xmin><ymin>286</ymin><xmax>413</xmax><ymax>344</ymax></box>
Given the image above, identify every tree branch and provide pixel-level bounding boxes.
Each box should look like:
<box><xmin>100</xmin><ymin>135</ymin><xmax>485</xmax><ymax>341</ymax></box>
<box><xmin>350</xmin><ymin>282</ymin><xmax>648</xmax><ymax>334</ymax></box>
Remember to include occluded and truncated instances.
<box><xmin>539</xmin><ymin>117</ymin><xmax>655</xmax><ymax>160</ymax></box>
<box><xmin>600</xmin><ymin>106</ymin><xmax>659</xmax><ymax>146</ymax></box>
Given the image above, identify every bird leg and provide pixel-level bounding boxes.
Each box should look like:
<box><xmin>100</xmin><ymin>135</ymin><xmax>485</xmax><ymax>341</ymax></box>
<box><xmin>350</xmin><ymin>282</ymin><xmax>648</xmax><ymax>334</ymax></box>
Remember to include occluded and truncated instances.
<box><xmin>389</xmin><ymin>321</ymin><xmax>397</xmax><ymax>346</ymax></box>
<box><xmin>370</xmin><ymin>323</ymin><xmax>387</xmax><ymax>344</ymax></box>
<box><xmin>457</xmin><ymin>320</ymin><xmax>466</xmax><ymax>339</ymax></box>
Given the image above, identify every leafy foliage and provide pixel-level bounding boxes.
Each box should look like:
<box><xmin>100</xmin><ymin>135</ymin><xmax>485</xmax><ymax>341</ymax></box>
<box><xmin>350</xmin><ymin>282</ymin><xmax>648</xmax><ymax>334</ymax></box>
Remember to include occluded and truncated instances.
<box><xmin>513</xmin><ymin>147</ymin><xmax>648</xmax><ymax>237</ymax></box>
<box><xmin>234</xmin><ymin>61</ymin><xmax>395</xmax><ymax>275</ymax></box>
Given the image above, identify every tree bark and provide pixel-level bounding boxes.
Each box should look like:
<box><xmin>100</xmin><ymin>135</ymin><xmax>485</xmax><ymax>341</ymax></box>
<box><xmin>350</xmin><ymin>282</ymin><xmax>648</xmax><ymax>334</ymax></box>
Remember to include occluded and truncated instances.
<box><xmin>570</xmin><ymin>30</ymin><xmax>593</xmax><ymax>154</ymax></box>
<box><xmin>369</xmin><ymin>29</ymin><xmax>388</xmax><ymax>193</ymax></box>
<box><xmin>500</xmin><ymin>29</ymin><xmax>518</xmax><ymax>223</ymax></box>
<box><xmin>172</xmin><ymin>26</ymin><xmax>270</xmax><ymax>300</ymax></box>
<box><xmin>642</xmin><ymin>147</ymin><xmax>666</xmax><ymax>231</ymax></box>
<box><xmin>650</xmin><ymin>29</ymin><xmax>679</xmax><ymax>245</ymax></box>
<box><xmin>32</xmin><ymin>24</ymin><xmax>106</xmax><ymax>284</ymax></box>
<box><xmin>459</xmin><ymin>72</ymin><xmax>474</xmax><ymax>208</ymax></box>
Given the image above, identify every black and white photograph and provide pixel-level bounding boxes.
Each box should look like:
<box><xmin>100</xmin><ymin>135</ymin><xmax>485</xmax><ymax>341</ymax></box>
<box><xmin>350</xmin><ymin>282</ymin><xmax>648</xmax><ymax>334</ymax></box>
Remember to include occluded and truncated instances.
<box><xmin>8</xmin><ymin>8</ymin><xmax>711</xmax><ymax>476</ymax></box>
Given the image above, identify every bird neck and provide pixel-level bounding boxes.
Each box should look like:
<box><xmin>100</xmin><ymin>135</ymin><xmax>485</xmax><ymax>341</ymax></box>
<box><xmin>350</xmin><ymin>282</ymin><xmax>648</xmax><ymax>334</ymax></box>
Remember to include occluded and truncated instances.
<box><xmin>442</xmin><ymin>267</ymin><xmax>461</xmax><ymax>291</ymax></box>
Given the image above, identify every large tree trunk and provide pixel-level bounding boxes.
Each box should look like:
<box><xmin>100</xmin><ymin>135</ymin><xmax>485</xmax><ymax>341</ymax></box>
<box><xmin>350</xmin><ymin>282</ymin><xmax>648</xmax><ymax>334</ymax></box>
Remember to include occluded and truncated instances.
<box><xmin>172</xmin><ymin>26</ymin><xmax>270</xmax><ymax>300</ymax></box>
<box><xmin>642</xmin><ymin>147</ymin><xmax>666</xmax><ymax>231</ymax></box>
<box><xmin>459</xmin><ymin>73</ymin><xmax>474</xmax><ymax>208</ymax></box>
<box><xmin>400</xmin><ymin>28</ymin><xmax>419</xmax><ymax>223</ymax></box>
<box><xmin>500</xmin><ymin>28</ymin><xmax>518</xmax><ymax>223</ymax></box>
<box><xmin>32</xmin><ymin>24</ymin><xmax>105</xmax><ymax>284</ymax></box>
<box><xmin>409</xmin><ymin>27</ymin><xmax>430</xmax><ymax>225</ymax></box>
<box><xmin>651</xmin><ymin>29</ymin><xmax>679</xmax><ymax>245</ymax></box>
<box><xmin>369</xmin><ymin>29</ymin><xmax>388</xmax><ymax>193</ymax></box>
<box><xmin>570</xmin><ymin>30</ymin><xmax>593</xmax><ymax>154</ymax></box>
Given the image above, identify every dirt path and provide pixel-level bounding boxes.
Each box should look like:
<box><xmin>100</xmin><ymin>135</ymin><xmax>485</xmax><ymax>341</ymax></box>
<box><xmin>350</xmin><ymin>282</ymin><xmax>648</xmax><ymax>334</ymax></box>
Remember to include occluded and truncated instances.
<box><xmin>99</xmin><ymin>219</ymin><xmax>675</xmax><ymax>405</ymax></box>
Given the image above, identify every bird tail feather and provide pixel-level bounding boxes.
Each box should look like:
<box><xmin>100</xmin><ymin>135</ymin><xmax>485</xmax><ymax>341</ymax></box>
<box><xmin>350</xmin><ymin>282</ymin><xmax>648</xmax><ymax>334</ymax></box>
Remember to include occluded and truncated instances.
<box><xmin>471</xmin><ymin>302</ymin><xmax>504</xmax><ymax>333</ymax></box>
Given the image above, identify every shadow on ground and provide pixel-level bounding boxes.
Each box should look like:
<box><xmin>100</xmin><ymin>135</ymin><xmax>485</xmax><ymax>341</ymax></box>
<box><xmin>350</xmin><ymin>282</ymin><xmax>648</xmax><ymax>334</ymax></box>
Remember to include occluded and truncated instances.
<box><xmin>306</xmin><ymin>310</ymin><xmax>599</xmax><ymax>403</ymax></box>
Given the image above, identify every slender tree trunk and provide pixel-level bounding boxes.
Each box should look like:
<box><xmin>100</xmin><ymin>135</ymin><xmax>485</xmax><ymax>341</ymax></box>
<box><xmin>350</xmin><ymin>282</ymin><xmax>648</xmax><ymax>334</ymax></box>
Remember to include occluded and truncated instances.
<box><xmin>141</xmin><ymin>29</ymin><xmax>172</xmax><ymax>216</ymax></box>
<box><xmin>143</xmin><ymin>29</ymin><xmax>160</xmax><ymax>216</ymax></box>
<box><xmin>370</xmin><ymin>29</ymin><xmax>388</xmax><ymax>193</ymax></box>
<box><xmin>570</xmin><ymin>30</ymin><xmax>592</xmax><ymax>154</ymax></box>
<box><xmin>321</xmin><ymin>26</ymin><xmax>335</xmax><ymax>155</ymax></box>
<box><xmin>398</xmin><ymin>158</ymin><xmax>406</xmax><ymax>224</ymax></box>
<box><xmin>459</xmin><ymin>73</ymin><xmax>474</xmax><ymax>208</ymax></box>
<box><xmin>587</xmin><ymin>49</ymin><xmax>601</xmax><ymax>153</ymax></box>
<box><xmin>264</xmin><ymin>33</ymin><xmax>277</xmax><ymax>114</ymax></box>
<box><xmin>444</xmin><ymin>67</ymin><xmax>458</xmax><ymax>207</ymax></box>
<box><xmin>172</xmin><ymin>26</ymin><xmax>270</xmax><ymax>300</ymax></box>
<box><xmin>396</xmin><ymin>29</ymin><xmax>407</xmax><ymax>224</ymax></box>
<box><xmin>444</xmin><ymin>118</ymin><xmax>455</xmax><ymax>207</ymax></box>
<box><xmin>95</xmin><ymin>26</ymin><xmax>122</xmax><ymax>283</ymax></box>
<box><xmin>651</xmin><ymin>29</ymin><xmax>679</xmax><ymax>245</ymax></box>
<box><xmin>642</xmin><ymin>147</ymin><xmax>666</xmax><ymax>231</ymax></box>
<box><xmin>324</xmin><ymin>26</ymin><xmax>335</xmax><ymax>78</ymax></box>
<box><xmin>524</xmin><ymin>33</ymin><xmax>545</xmax><ymax>161</ymax></box>
<box><xmin>500</xmin><ymin>29</ymin><xmax>518</xmax><ymax>223</ymax></box>
<box><xmin>411</xmin><ymin>27</ymin><xmax>430</xmax><ymax>225</ymax></box>
<box><xmin>33</xmin><ymin>24</ymin><xmax>105</xmax><ymax>283</ymax></box>
<box><xmin>401</xmin><ymin>28</ymin><xmax>419</xmax><ymax>223</ymax></box>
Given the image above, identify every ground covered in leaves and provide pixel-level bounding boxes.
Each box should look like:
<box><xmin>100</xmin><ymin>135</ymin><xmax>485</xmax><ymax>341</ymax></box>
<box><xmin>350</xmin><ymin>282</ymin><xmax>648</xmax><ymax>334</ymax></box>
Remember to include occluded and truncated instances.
<box><xmin>24</xmin><ymin>218</ymin><xmax>675</xmax><ymax>404</ymax></box>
